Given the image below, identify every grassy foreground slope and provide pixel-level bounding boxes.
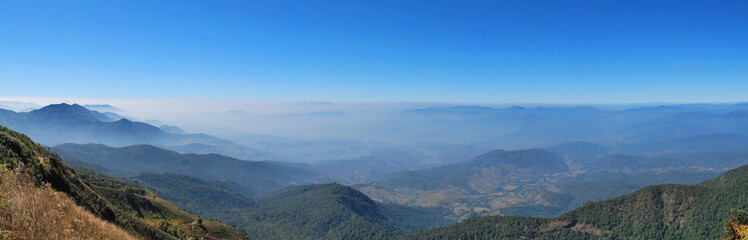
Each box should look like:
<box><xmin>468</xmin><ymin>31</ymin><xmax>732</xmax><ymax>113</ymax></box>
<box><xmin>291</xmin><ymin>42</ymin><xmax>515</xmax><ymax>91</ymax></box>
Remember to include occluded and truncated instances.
<box><xmin>0</xmin><ymin>169</ymin><xmax>137</xmax><ymax>240</ymax></box>
<box><xmin>76</xmin><ymin>168</ymin><xmax>248</xmax><ymax>240</ymax></box>
<box><xmin>0</xmin><ymin>125</ymin><xmax>246</xmax><ymax>240</ymax></box>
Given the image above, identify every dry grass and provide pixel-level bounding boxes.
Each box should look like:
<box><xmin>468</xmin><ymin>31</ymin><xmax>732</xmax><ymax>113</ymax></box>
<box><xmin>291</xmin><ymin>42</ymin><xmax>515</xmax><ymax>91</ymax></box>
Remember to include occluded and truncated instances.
<box><xmin>724</xmin><ymin>209</ymin><xmax>748</xmax><ymax>240</ymax></box>
<box><xmin>0</xmin><ymin>169</ymin><xmax>138</xmax><ymax>240</ymax></box>
<box><xmin>726</xmin><ymin>222</ymin><xmax>747</xmax><ymax>240</ymax></box>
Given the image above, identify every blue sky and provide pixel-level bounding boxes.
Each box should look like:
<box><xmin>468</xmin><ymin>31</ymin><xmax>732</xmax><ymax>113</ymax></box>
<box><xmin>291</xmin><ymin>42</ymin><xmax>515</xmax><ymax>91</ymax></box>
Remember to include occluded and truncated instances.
<box><xmin>1</xmin><ymin>0</ymin><xmax>746</xmax><ymax>103</ymax></box>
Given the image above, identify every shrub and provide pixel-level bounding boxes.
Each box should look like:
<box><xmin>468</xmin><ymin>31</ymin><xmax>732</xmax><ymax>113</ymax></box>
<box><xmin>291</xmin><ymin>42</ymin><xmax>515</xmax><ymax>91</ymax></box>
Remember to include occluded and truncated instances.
<box><xmin>724</xmin><ymin>209</ymin><xmax>748</xmax><ymax>240</ymax></box>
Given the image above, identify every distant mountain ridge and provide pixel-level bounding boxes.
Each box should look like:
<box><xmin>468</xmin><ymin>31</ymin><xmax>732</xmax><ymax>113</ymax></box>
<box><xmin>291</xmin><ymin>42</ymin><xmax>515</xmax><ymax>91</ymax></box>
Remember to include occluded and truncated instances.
<box><xmin>0</xmin><ymin>103</ymin><xmax>271</xmax><ymax>160</ymax></box>
<box><xmin>620</xmin><ymin>133</ymin><xmax>748</xmax><ymax>154</ymax></box>
<box><xmin>52</xmin><ymin>143</ymin><xmax>332</xmax><ymax>195</ymax></box>
<box><xmin>30</xmin><ymin>103</ymin><xmax>115</xmax><ymax>122</ymax></box>
<box><xmin>0</xmin><ymin>103</ymin><xmax>209</xmax><ymax>146</ymax></box>
<box><xmin>398</xmin><ymin>103</ymin><xmax>748</xmax><ymax>151</ymax></box>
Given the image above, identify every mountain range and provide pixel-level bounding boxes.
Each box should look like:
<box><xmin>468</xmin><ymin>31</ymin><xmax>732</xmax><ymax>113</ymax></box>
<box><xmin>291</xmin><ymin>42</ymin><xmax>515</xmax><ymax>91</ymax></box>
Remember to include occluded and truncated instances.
<box><xmin>402</xmin><ymin>163</ymin><xmax>748</xmax><ymax>239</ymax></box>
<box><xmin>116</xmin><ymin>170</ymin><xmax>455</xmax><ymax>239</ymax></box>
<box><xmin>3</xmin><ymin>102</ymin><xmax>748</xmax><ymax>239</ymax></box>
<box><xmin>52</xmin><ymin>143</ymin><xmax>331</xmax><ymax>195</ymax></box>
<box><xmin>5</xmin><ymin>120</ymin><xmax>747</xmax><ymax>239</ymax></box>
<box><xmin>0</xmin><ymin>125</ymin><xmax>247</xmax><ymax>240</ymax></box>
<box><xmin>359</xmin><ymin>140</ymin><xmax>738</xmax><ymax>219</ymax></box>
<box><xmin>0</xmin><ymin>103</ymin><xmax>272</xmax><ymax>160</ymax></box>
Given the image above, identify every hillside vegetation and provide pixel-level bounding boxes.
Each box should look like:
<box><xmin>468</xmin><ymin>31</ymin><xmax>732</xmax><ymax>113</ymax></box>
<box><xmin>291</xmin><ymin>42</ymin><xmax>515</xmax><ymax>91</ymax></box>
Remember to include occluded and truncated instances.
<box><xmin>0</xmin><ymin>125</ymin><xmax>246</xmax><ymax>240</ymax></box>
<box><xmin>53</xmin><ymin>143</ymin><xmax>329</xmax><ymax>195</ymax></box>
<box><xmin>0</xmin><ymin>168</ymin><xmax>137</xmax><ymax>240</ymax></box>
<box><xmin>131</xmin><ymin>162</ymin><xmax>745</xmax><ymax>239</ymax></box>
<box><xmin>361</xmin><ymin>141</ymin><xmax>732</xmax><ymax>220</ymax></box>
<box><xmin>401</xmin><ymin>163</ymin><xmax>748</xmax><ymax>239</ymax></box>
<box><xmin>76</xmin><ymin>168</ymin><xmax>249</xmax><ymax>240</ymax></box>
<box><xmin>130</xmin><ymin>172</ymin><xmax>453</xmax><ymax>239</ymax></box>
<box><xmin>724</xmin><ymin>209</ymin><xmax>748</xmax><ymax>240</ymax></box>
<box><xmin>360</xmin><ymin>149</ymin><xmax>591</xmax><ymax>219</ymax></box>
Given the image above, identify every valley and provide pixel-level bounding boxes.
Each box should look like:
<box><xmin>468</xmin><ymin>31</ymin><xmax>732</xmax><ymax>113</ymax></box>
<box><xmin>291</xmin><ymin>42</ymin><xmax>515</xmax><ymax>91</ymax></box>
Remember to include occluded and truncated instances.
<box><xmin>1</xmin><ymin>102</ymin><xmax>747</xmax><ymax>239</ymax></box>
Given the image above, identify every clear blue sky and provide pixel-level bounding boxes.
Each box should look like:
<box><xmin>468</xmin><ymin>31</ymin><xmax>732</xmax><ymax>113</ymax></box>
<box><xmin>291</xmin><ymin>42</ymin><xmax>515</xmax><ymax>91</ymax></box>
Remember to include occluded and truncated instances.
<box><xmin>1</xmin><ymin>0</ymin><xmax>746</xmax><ymax>103</ymax></box>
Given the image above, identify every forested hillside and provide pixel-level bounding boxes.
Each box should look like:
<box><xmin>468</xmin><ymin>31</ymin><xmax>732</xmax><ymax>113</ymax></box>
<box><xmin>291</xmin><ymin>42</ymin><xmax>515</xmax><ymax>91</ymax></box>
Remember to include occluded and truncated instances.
<box><xmin>130</xmin><ymin>172</ymin><xmax>453</xmax><ymax>239</ymax></box>
<box><xmin>0</xmin><ymin>125</ymin><xmax>246</xmax><ymax>240</ymax></box>
<box><xmin>402</xmin><ymin>164</ymin><xmax>748</xmax><ymax>239</ymax></box>
<box><xmin>76</xmin><ymin>169</ymin><xmax>249</xmax><ymax>240</ymax></box>
<box><xmin>361</xmin><ymin>141</ymin><xmax>733</xmax><ymax>220</ymax></box>
<box><xmin>52</xmin><ymin>143</ymin><xmax>330</xmax><ymax>195</ymax></box>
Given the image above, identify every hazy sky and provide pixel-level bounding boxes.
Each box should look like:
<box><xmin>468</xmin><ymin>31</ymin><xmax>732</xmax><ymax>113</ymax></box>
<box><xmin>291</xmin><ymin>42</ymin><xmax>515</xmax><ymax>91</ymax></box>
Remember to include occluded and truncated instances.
<box><xmin>1</xmin><ymin>0</ymin><xmax>747</xmax><ymax>103</ymax></box>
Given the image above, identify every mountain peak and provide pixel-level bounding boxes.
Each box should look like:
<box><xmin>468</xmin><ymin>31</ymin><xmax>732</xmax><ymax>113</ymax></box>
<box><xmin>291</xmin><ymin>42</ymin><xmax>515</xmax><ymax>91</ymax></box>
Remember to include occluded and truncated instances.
<box><xmin>30</xmin><ymin>103</ymin><xmax>103</xmax><ymax>122</ymax></box>
<box><xmin>114</xmin><ymin>118</ymin><xmax>133</xmax><ymax>123</ymax></box>
<box><xmin>35</xmin><ymin>103</ymin><xmax>86</xmax><ymax>111</ymax></box>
